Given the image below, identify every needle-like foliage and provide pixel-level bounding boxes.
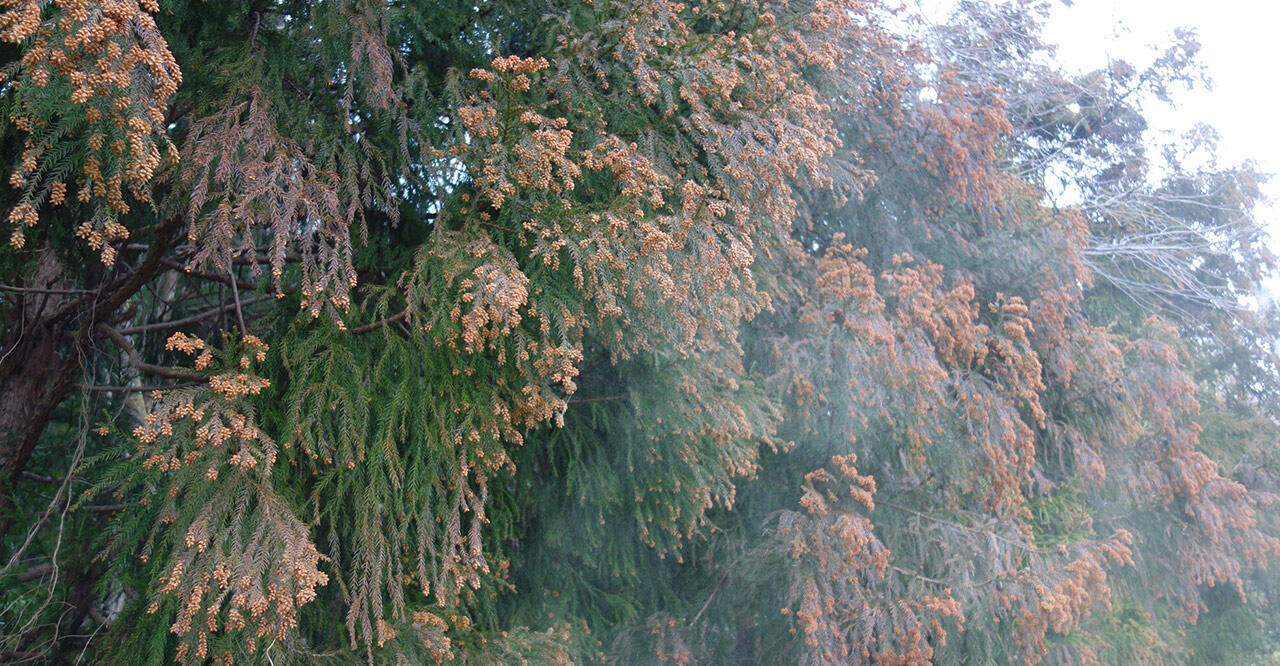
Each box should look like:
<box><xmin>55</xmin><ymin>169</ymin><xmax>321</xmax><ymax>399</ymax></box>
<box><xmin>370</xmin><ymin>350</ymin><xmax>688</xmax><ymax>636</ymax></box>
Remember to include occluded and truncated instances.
<box><xmin>1</xmin><ymin>1</ymin><xmax>1278</xmax><ymax>664</ymax></box>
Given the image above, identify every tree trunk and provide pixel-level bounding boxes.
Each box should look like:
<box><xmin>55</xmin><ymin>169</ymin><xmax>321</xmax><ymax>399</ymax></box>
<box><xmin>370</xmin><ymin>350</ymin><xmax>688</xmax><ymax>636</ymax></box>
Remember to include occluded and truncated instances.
<box><xmin>0</xmin><ymin>252</ymin><xmax>78</xmax><ymax>552</ymax></box>
<box><xmin>0</xmin><ymin>216</ymin><xmax>183</xmax><ymax>550</ymax></box>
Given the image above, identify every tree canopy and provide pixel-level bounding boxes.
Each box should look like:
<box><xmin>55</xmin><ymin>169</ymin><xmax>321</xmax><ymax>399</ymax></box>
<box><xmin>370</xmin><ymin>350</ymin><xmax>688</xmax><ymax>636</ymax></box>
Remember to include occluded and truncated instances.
<box><xmin>1</xmin><ymin>0</ymin><xmax>1278</xmax><ymax>663</ymax></box>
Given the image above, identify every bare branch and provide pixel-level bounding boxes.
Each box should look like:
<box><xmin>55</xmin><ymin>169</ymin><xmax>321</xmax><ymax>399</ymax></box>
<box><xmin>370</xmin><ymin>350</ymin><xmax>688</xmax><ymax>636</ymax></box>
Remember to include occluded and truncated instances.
<box><xmin>115</xmin><ymin>295</ymin><xmax>273</xmax><ymax>335</ymax></box>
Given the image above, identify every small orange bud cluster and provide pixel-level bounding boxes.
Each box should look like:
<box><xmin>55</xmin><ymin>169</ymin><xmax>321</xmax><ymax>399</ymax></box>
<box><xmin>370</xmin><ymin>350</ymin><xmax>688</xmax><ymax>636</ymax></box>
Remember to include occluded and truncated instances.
<box><xmin>2</xmin><ymin>0</ymin><xmax>181</xmax><ymax>264</ymax></box>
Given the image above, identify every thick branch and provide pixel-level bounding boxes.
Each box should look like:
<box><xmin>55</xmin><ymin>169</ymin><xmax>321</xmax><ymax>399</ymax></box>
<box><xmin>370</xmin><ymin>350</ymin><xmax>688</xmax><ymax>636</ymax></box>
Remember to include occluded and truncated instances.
<box><xmin>89</xmin><ymin>216</ymin><xmax>187</xmax><ymax>322</ymax></box>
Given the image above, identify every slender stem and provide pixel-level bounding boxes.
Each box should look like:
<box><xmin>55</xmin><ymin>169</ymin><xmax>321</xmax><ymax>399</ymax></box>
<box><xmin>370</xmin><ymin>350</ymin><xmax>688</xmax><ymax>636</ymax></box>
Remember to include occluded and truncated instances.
<box><xmin>75</xmin><ymin>381</ymin><xmax>202</xmax><ymax>393</ymax></box>
<box><xmin>115</xmin><ymin>295</ymin><xmax>272</xmax><ymax>335</ymax></box>
<box><xmin>0</xmin><ymin>285</ymin><xmax>95</xmax><ymax>296</ymax></box>
<box><xmin>351</xmin><ymin>310</ymin><xmax>408</xmax><ymax>335</ymax></box>
<box><xmin>228</xmin><ymin>265</ymin><xmax>248</xmax><ymax>333</ymax></box>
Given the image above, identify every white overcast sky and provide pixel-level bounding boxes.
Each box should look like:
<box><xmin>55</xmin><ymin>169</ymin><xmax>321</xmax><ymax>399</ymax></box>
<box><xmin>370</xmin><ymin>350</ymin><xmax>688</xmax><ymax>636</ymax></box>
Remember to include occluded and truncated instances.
<box><xmin>912</xmin><ymin>0</ymin><xmax>1280</xmax><ymax>292</ymax></box>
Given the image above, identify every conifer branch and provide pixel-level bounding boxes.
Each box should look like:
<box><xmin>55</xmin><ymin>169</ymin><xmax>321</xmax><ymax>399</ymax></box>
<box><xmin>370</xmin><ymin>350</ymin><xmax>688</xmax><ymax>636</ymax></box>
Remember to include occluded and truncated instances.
<box><xmin>567</xmin><ymin>394</ymin><xmax>630</xmax><ymax>404</ymax></box>
<box><xmin>350</xmin><ymin>310</ymin><xmax>408</xmax><ymax>335</ymax></box>
<box><xmin>94</xmin><ymin>324</ymin><xmax>206</xmax><ymax>382</ymax></box>
<box><xmin>159</xmin><ymin>259</ymin><xmax>257</xmax><ymax>291</ymax></box>
<box><xmin>88</xmin><ymin>216</ymin><xmax>188</xmax><ymax>323</ymax></box>
<box><xmin>76</xmin><ymin>381</ymin><xmax>203</xmax><ymax>393</ymax></box>
<box><xmin>228</xmin><ymin>265</ymin><xmax>248</xmax><ymax>333</ymax></box>
<box><xmin>0</xmin><ymin>284</ymin><xmax>95</xmax><ymax>296</ymax></box>
<box><xmin>878</xmin><ymin>501</ymin><xmax>1034</xmax><ymax>551</ymax></box>
<box><xmin>115</xmin><ymin>295</ymin><xmax>273</xmax><ymax>335</ymax></box>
